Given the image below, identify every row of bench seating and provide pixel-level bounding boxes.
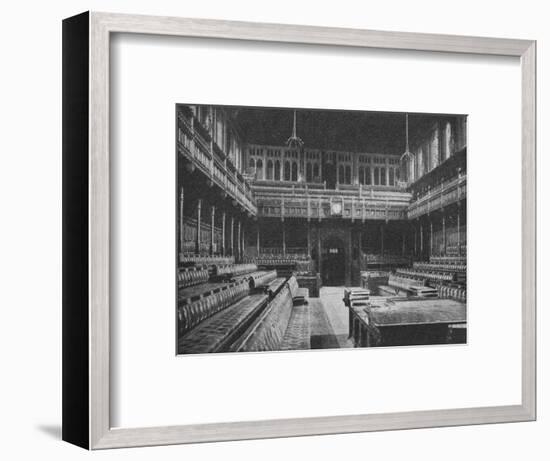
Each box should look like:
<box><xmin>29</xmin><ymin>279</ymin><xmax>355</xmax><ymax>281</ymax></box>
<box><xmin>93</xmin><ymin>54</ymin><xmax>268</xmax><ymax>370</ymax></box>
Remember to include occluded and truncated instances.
<box><xmin>213</xmin><ymin>263</ymin><xmax>258</xmax><ymax>279</ymax></box>
<box><xmin>438</xmin><ymin>285</ymin><xmax>467</xmax><ymax>302</ymax></box>
<box><xmin>429</xmin><ymin>255</ymin><xmax>466</xmax><ymax>266</ymax></box>
<box><xmin>248</xmin><ymin>270</ymin><xmax>277</xmax><ymax>289</ymax></box>
<box><xmin>179</xmin><ymin>254</ymin><xmax>235</xmax><ymax>267</ymax></box>
<box><xmin>413</xmin><ymin>262</ymin><xmax>466</xmax><ymax>273</ymax></box>
<box><xmin>177</xmin><ymin>281</ymin><xmax>250</xmax><ymax>336</ymax></box>
<box><xmin>396</xmin><ymin>268</ymin><xmax>455</xmax><ymax>283</ymax></box>
<box><xmin>177</xmin><ymin>266</ymin><xmax>210</xmax><ymax>289</ymax></box>
<box><xmin>178</xmin><ymin>274</ymin><xmax>311</xmax><ymax>354</ymax></box>
<box><xmin>229</xmin><ymin>285</ymin><xmax>295</xmax><ymax>352</ymax></box>
<box><xmin>265</xmin><ymin>277</ymin><xmax>287</xmax><ymax>298</ymax></box>
<box><xmin>178</xmin><ymin>293</ymin><xmax>270</xmax><ymax>354</ymax></box>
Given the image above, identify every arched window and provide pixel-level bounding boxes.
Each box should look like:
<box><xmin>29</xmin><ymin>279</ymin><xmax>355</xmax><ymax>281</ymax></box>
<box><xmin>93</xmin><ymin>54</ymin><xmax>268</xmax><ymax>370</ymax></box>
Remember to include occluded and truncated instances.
<box><xmin>284</xmin><ymin>161</ymin><xmax>291</xmax><ymax>181</ymax></box>
<box><xmin>338</xmin><ymin>165</ymin><xmax>345</xmax><ymax>184</ymax></box>
<box><xmin>274</xmin><ymin>160</ymin><xmax>281</xmax><ymax>180</ymax></box>
<box><xmin>249</xmin><ymin>158</ymin><xmax>255</xmax><ymax>169</ymax></box>
<box><xmin>266</xmin><ymin>160</ymin><xmax>274</xmax><ymax>180</ymax></box>
<box><xmin>256</xmin><ymin>159</ymin><xmax>263</xmax><ymax>180</ymax></box>
<box><xmin>345</xmin><ymin>165</ymin><xmax>351</xmax><ymax>184</ymax></box>
<box><xmin>374</xmin><ymin>167</ymin><xmax>380</xmax><ymax>185</ymax></box>
<box><xmin>313</xmin><ymin>163</ymin><xmax>319</xmax><ymax>180</ymax></box>
<box><xmin>306</xmin><ymin>163</ymin><xmax>313</xmax><ymax>182</ymax></box>
<box><xmin>380</xmin><ymin>167</ymin><xmax>386</xmax><ymax>185</ymax></box>
<box><xmin>359</xmin><ymin>166</ymin><xmax>365</xmax><ymax>185</ymax></box>
<box><xmin>366</xmin><ymin>167</ymin><xmax>371</xmax><ymax>185</ymax></box>
<box><xmin>291</xmin><ymin>162</ymin><xmax>298</xmax><ymax>181</ymax></box>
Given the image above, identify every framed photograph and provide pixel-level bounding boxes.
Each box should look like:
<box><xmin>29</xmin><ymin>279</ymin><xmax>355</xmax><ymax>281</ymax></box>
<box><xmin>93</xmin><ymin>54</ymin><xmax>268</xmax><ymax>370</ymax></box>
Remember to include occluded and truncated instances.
<box><xmin>62</xmin><ymin>11</ymin><xmax>536</xmax><ymax>449</ymax></box>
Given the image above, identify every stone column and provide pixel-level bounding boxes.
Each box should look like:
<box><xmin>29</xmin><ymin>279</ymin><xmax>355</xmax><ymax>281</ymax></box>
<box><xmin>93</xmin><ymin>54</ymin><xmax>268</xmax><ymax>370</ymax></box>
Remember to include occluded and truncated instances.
<box><xmin>196</xmin><ymin>199</ymin><xmax>202</xmax><ymax>254</ymax></box>
<box><xmin>370</xmin><ymin>167</ymin><xmax>375</xmax><ymax>186</ymax></box>
<box><xmin>385</xmin><ymin>162</ymin><xmax>390</xmax><ymax>185</ymax></box>
<box><xmin>414</xmin><ymin>225</ymin><xmax>417</xmax><ymax>256</ymax></box>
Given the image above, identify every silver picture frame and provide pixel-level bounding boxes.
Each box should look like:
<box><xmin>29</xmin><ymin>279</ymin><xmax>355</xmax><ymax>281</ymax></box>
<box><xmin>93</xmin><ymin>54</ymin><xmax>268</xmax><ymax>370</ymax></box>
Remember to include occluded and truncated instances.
<box><xmin>62</xmin><ymin>11</ymin><xmax>536</xmax><ymax>449</ymax></box>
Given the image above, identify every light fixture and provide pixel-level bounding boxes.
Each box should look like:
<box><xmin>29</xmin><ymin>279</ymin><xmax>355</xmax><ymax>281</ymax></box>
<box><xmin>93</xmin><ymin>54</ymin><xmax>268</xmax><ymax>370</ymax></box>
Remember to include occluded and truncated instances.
<box><xmin>399</xmin><ymin>113</ymin><xmax>413</xmax><ymax>183</ymax></box>
<box><xmin>286</xmin><ymin>109</ymin><xmax>304</xmax><ymax>148</ymax></box>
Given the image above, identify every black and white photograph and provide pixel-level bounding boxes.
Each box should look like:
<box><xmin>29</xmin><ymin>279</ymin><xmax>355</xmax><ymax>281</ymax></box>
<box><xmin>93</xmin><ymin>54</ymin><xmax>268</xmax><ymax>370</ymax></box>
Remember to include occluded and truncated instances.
<box><xmin>176</xmin><ymin>104</ymin><xmax>467</xmax><ymax>354</ymax></box>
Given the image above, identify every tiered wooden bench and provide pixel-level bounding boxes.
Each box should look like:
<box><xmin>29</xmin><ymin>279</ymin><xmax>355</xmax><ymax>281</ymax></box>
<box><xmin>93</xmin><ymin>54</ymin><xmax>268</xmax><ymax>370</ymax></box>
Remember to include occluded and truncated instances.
<box><xmin>179</xmin><ymin>254</ymin><xmax>235</xmax><ymax>267</ymax></box>
<box><xmin>177</xmin><ymin>280</ymin><xmax>250</xmax><ymax>336</ymax></box>
<box><xmin>378</xmin><ymin>274</ymin><xmax>428</xmax><ymax>297</ymax></box>
<box><xmin>265</xmin><ymin>277</ymin><xmax>287</xmax><ymax>298</ymax></box>
<box><xmin>178</xmin><ymin>279</ymin><xmax>247</xmax><ymax>305</ymax></box>
<box><xmin>280</xmin><ymin>305</ymin><xmax>311</xmax><ymax>351</ymax></box>
<box><xmin>230</xmin><ymin>283</ymin><xmax>311</xmax><ymax>352</ymax></box>
<box><xmin>247</xmin><ymin>270</ymin><xmax>277</xmax><ymax>289</ymax></box>
<box><xmin>178</xmin><ymin>293</ymin><xmax>269</xmax><ymax>354</ymax></box>
<box><xmin>211</xmin><ymin>263</ymin><xmax>258</xmax><ymax>281</ymax></box>
<box><xmin>177</xmin><ymin>266</ymin><xmax>209</xmax><ymax>289</ymax></box>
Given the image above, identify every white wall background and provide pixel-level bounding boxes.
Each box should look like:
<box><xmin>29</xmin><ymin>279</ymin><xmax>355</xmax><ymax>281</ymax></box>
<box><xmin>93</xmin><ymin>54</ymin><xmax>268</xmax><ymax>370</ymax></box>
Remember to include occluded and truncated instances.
<box><xmin>0</xmin><ymin>0</ymin><xmax>546</xmax><ymax>459</ymax></box>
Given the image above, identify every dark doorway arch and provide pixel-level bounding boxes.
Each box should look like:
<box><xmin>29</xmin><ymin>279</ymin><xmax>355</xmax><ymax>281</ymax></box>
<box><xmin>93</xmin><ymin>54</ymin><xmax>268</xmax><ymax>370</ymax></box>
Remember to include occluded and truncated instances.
<box><xmin>322</xmin><ymin>236</ymin><xmax>346</xmax><ymax>286</ymax></box>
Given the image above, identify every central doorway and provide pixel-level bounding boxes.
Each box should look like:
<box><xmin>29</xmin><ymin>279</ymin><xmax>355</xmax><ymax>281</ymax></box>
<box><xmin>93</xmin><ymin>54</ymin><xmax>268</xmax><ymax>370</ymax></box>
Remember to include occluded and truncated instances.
<box><xmin>322</xmin><ymin>236</ymin><xmax>345</xmax><ymax>286</ymax></box>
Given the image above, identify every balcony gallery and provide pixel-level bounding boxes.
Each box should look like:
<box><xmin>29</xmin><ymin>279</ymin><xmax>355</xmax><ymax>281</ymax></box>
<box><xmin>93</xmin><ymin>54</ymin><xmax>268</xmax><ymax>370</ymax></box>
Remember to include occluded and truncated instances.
<box><xmin>176</xmin><ymin>104</ymin><xmax>467</xmax><ymax>354</ymax></box>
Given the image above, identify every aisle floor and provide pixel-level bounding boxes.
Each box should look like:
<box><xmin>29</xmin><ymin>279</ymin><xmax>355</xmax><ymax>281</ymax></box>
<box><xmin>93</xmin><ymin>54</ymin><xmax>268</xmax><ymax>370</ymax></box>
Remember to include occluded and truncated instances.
<box><xmin>308</xmin><ymin>286</ymin><xmax>354</xmax><ymax>349</ymax></box>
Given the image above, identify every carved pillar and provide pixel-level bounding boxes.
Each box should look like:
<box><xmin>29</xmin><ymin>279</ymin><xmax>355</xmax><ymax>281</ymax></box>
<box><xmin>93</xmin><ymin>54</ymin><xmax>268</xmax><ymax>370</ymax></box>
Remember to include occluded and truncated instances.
<box><xmin>430</xmin><ymin>219</ymin><xmax>433</xmax><ymax>257</ymax></box>
<box><xmin>237</xmin><ymin>220</ymin><xmax>242</xmax><ymax>261</ymax></box>
<box><xmin>457</xmin><ymin>211</ymin><xmax>461</xmax><ymax>256</ymax></box>
<box><xmin>442</xmin><ymin>216</ymin><xmax>446</xmax><ymax>256</ymax></box>
<box><xmin>317</xmin><ymin>227</ymin><xmax>322</xmax><ymax>277</ymax></box>
<box><xmin>179</xmin><ymin>187</ymin><xmax>184</xmax><ymax>256</ymax></box>
<box><xmin>256</xmin><ymin>223</ymin><xmax>260</xmax><ymax>256</ymax></box>
<box><xmin>380</xmin><ymin>223</ymin><xmax>385</xmax><ymax>256</ymax></box>
<box><xmin>230</xmin><ymin>216</ymin><xmax>234</xmax><ymax>257</ymax></box>
<box><xmin>307</xmin><ymin>221</ymin><xmax>311</xmax><ymax>256</ymax></box>
<box><xmin>242</xmin><ymin>221</ymin><xmax>245</xmax><ymax>260</ymax></box>
<box><xmin>420</xmin><ymin>224</ymin><xmax>424</xmax><ymax>258</ymax></box>
<box><xmin>196</xmin><ymin>199</ymin><xmax>202</xmax><ymax>254</ymax></box>
<box><xmin>221</xmin><ymin>211</ymin><xmax>226</xmax><ymax>256</ymax></box>
<box><xmin>282</xmin><ymin>221</ymin><xmax>286</xmax><ymax>256</ymax></box>
<box><xmin>210</xmin><ymin>206</ymin><xmax>216</xmax><ymax>255</ymax></box>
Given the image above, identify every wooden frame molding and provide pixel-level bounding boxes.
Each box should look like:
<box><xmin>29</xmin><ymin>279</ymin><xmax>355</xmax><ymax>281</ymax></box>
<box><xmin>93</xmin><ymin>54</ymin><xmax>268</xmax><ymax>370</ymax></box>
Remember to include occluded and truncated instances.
<box><xmin>62</xmin><ymin>11</ymin><xmax>536</xmax><ymax>449</ymax></box>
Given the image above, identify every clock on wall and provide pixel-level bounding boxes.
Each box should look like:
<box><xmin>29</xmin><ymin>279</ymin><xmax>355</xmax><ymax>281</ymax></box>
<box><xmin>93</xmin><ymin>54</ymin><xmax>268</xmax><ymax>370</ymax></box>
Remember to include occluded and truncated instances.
<box><xmin>330</xmin><ymin>201</ymin><xmax>343</xmax><ymax>216</ymax></box>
